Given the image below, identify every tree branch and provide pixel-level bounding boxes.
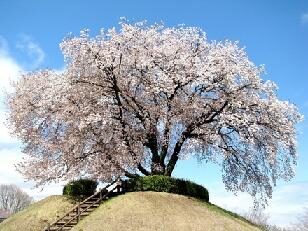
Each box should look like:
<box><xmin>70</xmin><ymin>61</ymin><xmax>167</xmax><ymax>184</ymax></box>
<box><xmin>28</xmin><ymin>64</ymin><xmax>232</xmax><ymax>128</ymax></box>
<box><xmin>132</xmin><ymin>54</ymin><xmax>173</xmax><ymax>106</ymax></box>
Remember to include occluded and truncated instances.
<box><xmin>124</xmin><ymin>171</ymin><xmax>139</xmax><ymax>178</ymax></box>
<box><xmin>165</xmin><ymin>101</ymin><xmax>229</xmax><ymax>176</ymax></box>
<box><xmin>138</xmin><ymin>163</ymin><xmax>150</xmax><ymax>176</ymax></box>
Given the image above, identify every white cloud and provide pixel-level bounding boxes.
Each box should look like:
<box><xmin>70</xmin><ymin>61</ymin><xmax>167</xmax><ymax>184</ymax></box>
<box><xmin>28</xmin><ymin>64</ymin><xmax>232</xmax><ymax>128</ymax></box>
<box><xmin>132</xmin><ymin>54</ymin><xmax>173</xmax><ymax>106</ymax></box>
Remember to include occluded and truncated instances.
<box><xmin>0</xmin><ymin>148</ymin><xmax>22</xmax><ymax>185</ymax></box>
<box><xmin>0</xmin><ymin>37</ymin><xmax>23</xmax><ymax>145</ymax></box>
<box><xmin>209</xmin><ymin>181</ymin><xmax>308</xmax><ymax>227</ymax></box>
<box><xmin>0</xmin><ymin>37</ymin><xmax>23</xmax><ymax>143</ymax></box>
<box><xmin>265</xmin><ymin>182</ymin><xmax>308</xmax><ymax>226</ymax></box>
<box><xmin>208</xmin><ymin>182</ymin><xmax>254</xmax><ymax>215</ymax></box>
<box><xmin>0</xmin><ymin>39</ymin><xmax>23</xmax><ymax>96</ymax></box>
<box><xmin>0</xmin><ymin>36</ymin><xmax>62</xmax><ymax>201</ymax></box>
<box><xmin>301</xmin><ymin>13</ymin><xmax>308</xmax><ymax>24</ymax></box>
<box><xmin>0</xmin><ymin>56</ymin><xmax>21</xmax><ymax>89</ymax></box>
<box><xmin>0</xmin><ymin>147</ymin><xmax>64</xmax><ymax>201</ymax></box>
<box><xmin>0</xmin><ymin>114</ymin><xmax>18</xmax><ymax>145</ymax></box>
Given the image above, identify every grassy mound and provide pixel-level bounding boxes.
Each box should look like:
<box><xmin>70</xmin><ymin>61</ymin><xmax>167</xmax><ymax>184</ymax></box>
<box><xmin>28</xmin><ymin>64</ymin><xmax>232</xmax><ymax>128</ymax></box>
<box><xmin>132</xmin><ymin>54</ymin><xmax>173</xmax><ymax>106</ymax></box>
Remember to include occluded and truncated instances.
<box><xmin>72</xmin><ymin>191</ymin><xmax>260</xmax><ymax>231</ymax></box>
<box><xmin>0</xmin><ymin>192</ymin><xmax>260</xmax><ymax>231</ymax></box>
<box><xmin>0</xmin><ymin>195</ymin><xmax>75</xmax><ymax>231</ymax></box>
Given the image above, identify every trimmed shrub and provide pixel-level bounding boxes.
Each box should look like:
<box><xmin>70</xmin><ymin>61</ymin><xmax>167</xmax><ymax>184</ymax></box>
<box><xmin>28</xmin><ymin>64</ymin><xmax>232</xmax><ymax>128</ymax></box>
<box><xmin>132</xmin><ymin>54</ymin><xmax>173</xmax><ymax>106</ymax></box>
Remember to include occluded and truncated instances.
<box><xmin>124</xmin><ymin>175</ymin><xmax>209</xmax><ymax>202</ymax></box>
<box><xmin>63</xmin><ymin>178</ymin><xmax>98</xmax><ymax>199</ymax></box>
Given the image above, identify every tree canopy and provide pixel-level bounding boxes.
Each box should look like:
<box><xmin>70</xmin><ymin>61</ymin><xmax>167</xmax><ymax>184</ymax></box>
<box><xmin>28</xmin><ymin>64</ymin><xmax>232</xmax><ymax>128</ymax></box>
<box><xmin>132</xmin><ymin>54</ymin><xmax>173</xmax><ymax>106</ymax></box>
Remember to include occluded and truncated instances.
<box><xmin>7</xmin><ymin>21</ymin><xmax>302</xmax><ymax>205</ymax></box>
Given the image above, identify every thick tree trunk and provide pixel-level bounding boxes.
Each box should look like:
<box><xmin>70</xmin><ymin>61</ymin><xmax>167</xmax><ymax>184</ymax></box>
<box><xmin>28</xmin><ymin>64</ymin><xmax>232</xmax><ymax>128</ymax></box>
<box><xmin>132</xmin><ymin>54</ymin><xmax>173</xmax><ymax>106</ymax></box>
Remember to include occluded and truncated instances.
<box><xmin>139</xmin><ymin>130</ymin><xmax>184</xmax><ymax>177</ymax></box>
<box><xmin>150</xmin><ymin>160</ymin><xmax>165</xmax><ymax>175</ymax></box>
<box><xmin>145</xmin><ymin>133</ymin><xmax>165</xmax><ymax>175</ymax></box>
<box><xmin>164</xmin><ymin>133</ymin><xmax>186</xmax><ymax>176</ymax></box>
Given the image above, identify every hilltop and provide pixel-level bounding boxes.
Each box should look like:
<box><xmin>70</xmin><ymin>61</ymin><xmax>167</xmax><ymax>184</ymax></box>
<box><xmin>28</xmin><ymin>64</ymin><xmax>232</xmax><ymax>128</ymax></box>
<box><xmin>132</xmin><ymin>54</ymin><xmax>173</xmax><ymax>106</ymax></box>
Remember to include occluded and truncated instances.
<box><xmin>0</xmin><ymin>191</ymin><xmax>260</xmax><ymax>231</ymax></box>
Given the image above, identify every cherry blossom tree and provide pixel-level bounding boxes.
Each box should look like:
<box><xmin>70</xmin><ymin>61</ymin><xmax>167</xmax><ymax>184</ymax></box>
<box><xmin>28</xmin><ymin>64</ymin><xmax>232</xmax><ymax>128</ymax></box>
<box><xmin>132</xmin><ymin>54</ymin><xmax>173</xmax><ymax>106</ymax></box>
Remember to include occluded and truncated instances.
<box><xmin>7</xmin><ymin>21</ymin><xmax>302</xmax><ymax>205</ymax></box>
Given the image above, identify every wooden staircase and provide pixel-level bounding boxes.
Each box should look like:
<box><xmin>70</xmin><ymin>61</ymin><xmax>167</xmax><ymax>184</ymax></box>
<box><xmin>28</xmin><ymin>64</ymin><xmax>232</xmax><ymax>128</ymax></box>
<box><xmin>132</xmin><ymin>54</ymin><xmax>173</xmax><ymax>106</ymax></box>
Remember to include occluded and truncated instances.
<box><xmin>44</xmin><ymin>180</ymin><xmax>123</xmax><ymax>231</ymax></box>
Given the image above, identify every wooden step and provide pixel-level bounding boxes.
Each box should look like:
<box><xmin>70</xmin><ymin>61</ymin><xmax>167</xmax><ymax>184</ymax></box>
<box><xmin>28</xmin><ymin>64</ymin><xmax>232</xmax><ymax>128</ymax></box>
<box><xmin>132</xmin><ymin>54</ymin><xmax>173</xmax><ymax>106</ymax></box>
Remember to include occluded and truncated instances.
<box><xmin>55</xmin><ymin>224</ymin><xmax>75</xmax><ymax>227</ymax></box>
<box><xmin>80</xmin><ymin>202</ymin><xmax>99</xmax><ymax>206</ymax></box>
<box><xmin>48</xmin><ymin>226</ymin><xmax>73</xmax><ymax>230</ymax></box>
<box><xmin>55</xmin><ymin>221</ymin><xmax>77</xmax><ymax>225</ymax></box>
<box><xmin>57</xmin><ymin>217</ymin><xmax>77</xmax><ymax>222</ymax></box>
<box><xmin>86</xmin><ymin>197</ymin><xmax>100</xmax><ymax>202</ymax></box>
<box><xmin>53</xmin><ymin>226</ymin><xmax>74</xmax><ymax>230</ymax></box>
<box><xmin>80</xmin><ymin>212</ymin><xmax>91</xmax><ymax>216</ymax></box>
<box><xmin>84</xmin><ymin>207</ymin><xmax>96</xmax><ymax>211</ymax></box>
<box><xmin>83</xmin><ymin>200</ymin><xmax>98</xmax><ymax>204</ymax></box>
<box><xmin>79</xmin><ymin>209</ymin><xmax>95</xmax><ymax>213</ymax></box>
<box><xmin>80</xmin><ymin>204</ymin><xmax>99</xmax><ymax>208</ymax></box>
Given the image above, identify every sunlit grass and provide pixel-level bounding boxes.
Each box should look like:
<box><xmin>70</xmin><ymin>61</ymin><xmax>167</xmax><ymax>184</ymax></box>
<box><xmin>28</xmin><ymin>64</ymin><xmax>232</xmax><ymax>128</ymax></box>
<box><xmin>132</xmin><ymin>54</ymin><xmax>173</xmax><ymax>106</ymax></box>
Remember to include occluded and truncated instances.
<box><xmin>0</xmin><ymin>195</ymin><xmax>75</xmax><ymax>231</ymax></box>
<box><xmin>72</xmin><ymin>191</ymin><xmax>261</xmax><ymax>231</ymax></box>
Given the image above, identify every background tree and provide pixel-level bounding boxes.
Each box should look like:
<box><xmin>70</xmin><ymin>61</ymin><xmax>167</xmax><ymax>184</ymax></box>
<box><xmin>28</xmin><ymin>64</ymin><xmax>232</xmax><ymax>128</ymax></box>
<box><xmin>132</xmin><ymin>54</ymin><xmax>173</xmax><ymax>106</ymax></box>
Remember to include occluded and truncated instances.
<box><xmin>290</xmin><ymin>208</ymin><xmax>308</xmax><ymax>231</ymax></box>
<box><xmin>7</xmin><ymin>21</ymin><xmax>302</xmax><ymax>205</ymax></box>
<box><xmin>243</xmin><ymin>206</ymin><xmax>270</xmax><ymax>230</ymax></box>
<box><xmin>0</xmin><ymin>184</ymin><xmax>33</xmax><ymax>214</ymax></box>
<box><xmin>243</xmin><ymin>207</ymin><xmax>295</xmax><ymax>231</ymax></box>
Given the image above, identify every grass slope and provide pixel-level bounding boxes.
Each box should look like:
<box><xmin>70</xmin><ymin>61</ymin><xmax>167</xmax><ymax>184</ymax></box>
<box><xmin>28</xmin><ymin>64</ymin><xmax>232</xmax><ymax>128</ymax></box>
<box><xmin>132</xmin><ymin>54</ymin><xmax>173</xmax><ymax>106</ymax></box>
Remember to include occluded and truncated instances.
<box><xmin>0</xmin><ymin>195</ymin><xmax>75</xmax><ymax>231</ymax></box>
<box><xmin>72</xmin><ymin>192</ymin><xmax>260</xmax><ymax>231</ymax></box>
<box><xmin>0</xmin><ymin>192</ymin><xmax>260</xmax><ymax>231</ymax></box>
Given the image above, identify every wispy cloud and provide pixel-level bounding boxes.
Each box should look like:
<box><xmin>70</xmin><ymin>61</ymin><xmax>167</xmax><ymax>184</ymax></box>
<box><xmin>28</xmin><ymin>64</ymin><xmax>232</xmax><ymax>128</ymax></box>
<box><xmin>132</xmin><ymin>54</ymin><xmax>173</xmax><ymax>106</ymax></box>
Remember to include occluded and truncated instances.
<box><xmin>16</xmin><ymin>35</ymin><xmax>45</xmax><ymax>69</ymax></box>
<box><xmin>0</xmin><ymin>36</ymin><xmax>9</xmax><ymax>56</ymax></box>
<box><xmin>301</xmin><ymin>13</ymin><xmax>308</xmax><ymax>24</ymax></box>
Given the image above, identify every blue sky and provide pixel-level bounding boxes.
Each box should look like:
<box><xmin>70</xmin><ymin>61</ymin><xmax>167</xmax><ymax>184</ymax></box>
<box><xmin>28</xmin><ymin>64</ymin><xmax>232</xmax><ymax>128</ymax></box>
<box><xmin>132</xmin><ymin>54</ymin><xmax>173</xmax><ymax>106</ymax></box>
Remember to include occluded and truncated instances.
<box><xmin>0</xmin><ymin>0</ymin><xmax>308</xmax><ymax>227</ymax></box>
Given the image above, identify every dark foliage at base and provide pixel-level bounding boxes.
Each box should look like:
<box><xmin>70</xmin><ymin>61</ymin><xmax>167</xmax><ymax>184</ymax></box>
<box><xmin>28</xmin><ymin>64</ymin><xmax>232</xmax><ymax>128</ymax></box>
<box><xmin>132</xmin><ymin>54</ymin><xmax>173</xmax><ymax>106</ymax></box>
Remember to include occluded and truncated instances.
<box><xmin>63</xmin><ymin>179</ymin><xmax>98</xmax><ymax>199</ymax></box>
<box><xmin>124</xmin><ymin>175</ymin><xmax>209</xmax><ymax>202</ymax></box>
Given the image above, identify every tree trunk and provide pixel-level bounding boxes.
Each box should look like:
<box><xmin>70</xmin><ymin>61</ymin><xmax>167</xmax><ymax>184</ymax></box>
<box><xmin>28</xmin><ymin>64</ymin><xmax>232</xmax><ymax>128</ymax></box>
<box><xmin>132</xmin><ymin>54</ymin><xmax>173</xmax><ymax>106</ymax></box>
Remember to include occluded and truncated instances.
<box><xmin>150</xmin><ymin>160</ymin><xmax>165</xmax><ymax>175</ymax></box>
<box><xmin>165</xmin><ymin>154</ymin><xmax>178</xmax><ymax>176</ymax></box>
<box><xmin>164</xmin><ymin>134</ymin><xmax>186</xmax><ymax>176</ymax></box>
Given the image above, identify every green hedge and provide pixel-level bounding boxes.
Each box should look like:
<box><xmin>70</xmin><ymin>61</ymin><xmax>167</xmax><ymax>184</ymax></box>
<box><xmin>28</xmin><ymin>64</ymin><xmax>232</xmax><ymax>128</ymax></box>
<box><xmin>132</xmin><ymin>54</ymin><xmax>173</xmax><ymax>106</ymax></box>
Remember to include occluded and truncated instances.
<box><xmin>124</xmin><ymin>175</ymin><xmax>209</xmax><ymax>202</ymax></box>
<box><xmin>63</xmin><ymin>178</ymin><xmax>98</xmax><ymax>199</ymax></box>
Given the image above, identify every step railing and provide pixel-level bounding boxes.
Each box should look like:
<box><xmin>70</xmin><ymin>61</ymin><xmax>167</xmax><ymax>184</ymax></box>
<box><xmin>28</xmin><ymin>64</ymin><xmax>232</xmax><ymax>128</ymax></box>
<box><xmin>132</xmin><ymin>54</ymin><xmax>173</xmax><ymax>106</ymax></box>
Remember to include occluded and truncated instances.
<box><xmin>44</xmin><ymin>179</ymin><xmax>121</xmax><ymax>231</ymax></box>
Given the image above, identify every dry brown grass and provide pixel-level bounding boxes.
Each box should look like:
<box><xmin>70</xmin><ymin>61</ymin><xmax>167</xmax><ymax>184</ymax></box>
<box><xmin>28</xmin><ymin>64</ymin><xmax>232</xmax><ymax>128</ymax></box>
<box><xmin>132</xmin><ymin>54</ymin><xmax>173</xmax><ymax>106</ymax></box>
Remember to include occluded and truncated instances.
<box><xmin>71</xmin><ymin>191</ymin><xmax>261</xmax><ymax>231</ymax></box>
<box><xmin>0</xmin><ymin>195</ymin><xmax>75</xmax><ymax>231</ymax></box>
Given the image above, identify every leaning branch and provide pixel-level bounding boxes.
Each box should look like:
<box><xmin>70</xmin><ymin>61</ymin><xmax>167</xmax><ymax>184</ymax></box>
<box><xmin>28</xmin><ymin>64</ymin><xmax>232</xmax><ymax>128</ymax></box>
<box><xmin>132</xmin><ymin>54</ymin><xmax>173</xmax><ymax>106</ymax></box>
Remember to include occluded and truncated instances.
<box><xmin>137</xmin><ymin>163</ymin><xmax>150</xmax><ymax>176</ymax></box>
<box><xmin>165</xmin><ymin>101</ymin><xmax>229</xmax><ymax>176</ymax></box>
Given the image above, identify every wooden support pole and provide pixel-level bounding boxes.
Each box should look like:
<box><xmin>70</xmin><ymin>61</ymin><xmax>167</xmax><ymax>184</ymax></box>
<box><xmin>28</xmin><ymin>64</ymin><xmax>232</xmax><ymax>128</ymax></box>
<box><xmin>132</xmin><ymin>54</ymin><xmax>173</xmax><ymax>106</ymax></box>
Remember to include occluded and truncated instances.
<box><xmin>117</xmin><ymin>184</ymin><xmax>120</xmax><ymax>193</ymax></box>
<box><xmin>77</xmin><ymin>202</ymin><xmax>80</xmax><ymax>222</ymax></box>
